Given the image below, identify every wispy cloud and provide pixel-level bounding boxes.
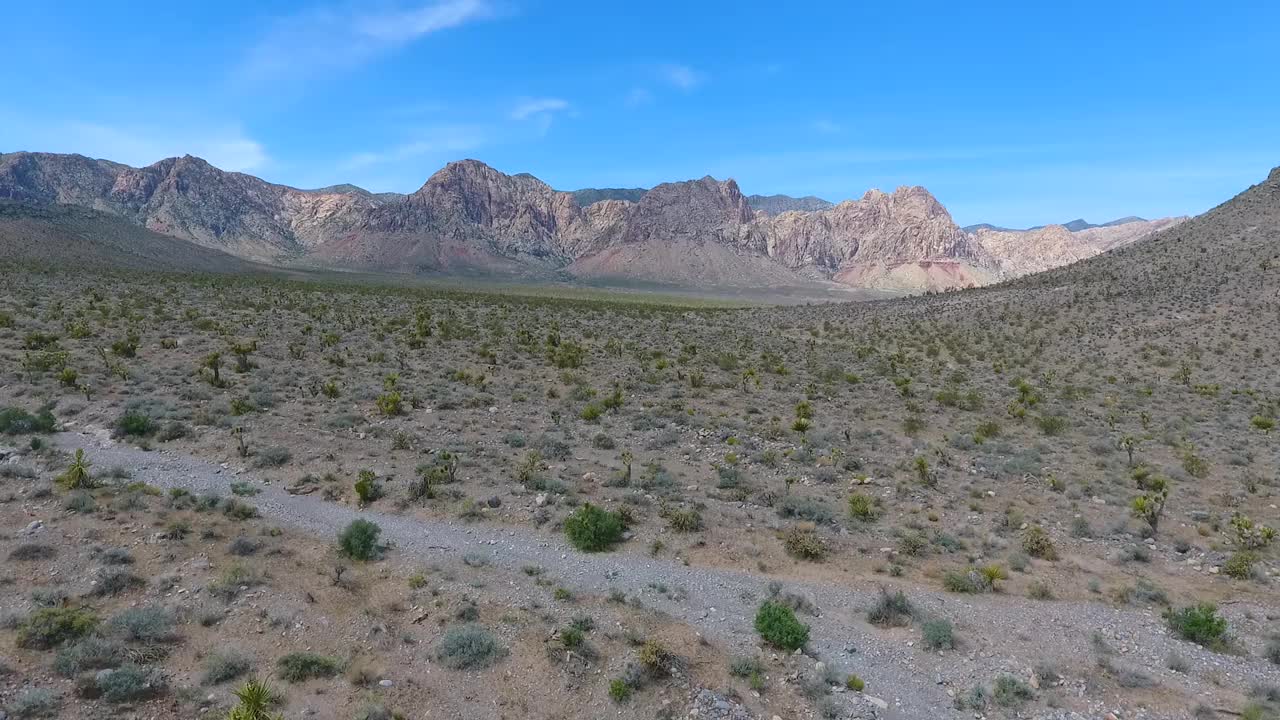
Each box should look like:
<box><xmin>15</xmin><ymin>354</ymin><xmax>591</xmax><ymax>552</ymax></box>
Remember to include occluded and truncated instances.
<box><xmin>660</xmin><ymin>63</ymin><xmax>704</xmax><ymax>91</ymax></box>
<box><xmin>340</xmin><ymin>125</ymin><xmax>488</xmax><ymax>171</ymax></box>
<box><xmin>239</xmin><ymin>0</ymin><xmax>493</xmax><ymax>83</ymax></box>
<box><xmin>510</xmin><ymin>97</ymin><xmax>568</xmax><ymax>120</ymax></box>
<box><xmin>812</xmin><ymin>119</ymin><xmax>842</xmax><ymax>134</ymax></box>
<box><xmin>623</xmin><ymin>88</ymin><xmax>653</xmax><ymax>107</ymax></box>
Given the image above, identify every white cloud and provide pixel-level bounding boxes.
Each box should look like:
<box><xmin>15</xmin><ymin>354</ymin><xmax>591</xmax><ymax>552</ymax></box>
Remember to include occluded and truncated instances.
<box><xmin>10</xmin><ymin>120</ymin><xmax>269</xmax><ymax>172</ymax></box>
<box><xmin>510</xmin><ymin>98</ymin><xmax>569</xmax><ymax>120</ymax></box>
<box><xmin>341</xmin><ymin>125</ymin><xmax>488</xmax><ymax>170</ymax></box>
<box><xmin>660</xmin><ymin>63</ymin><xmax>704</xmax><ymax>91</ymax></box>
<box><xmin>239</xmin><ymin>0</ymin><xmax>493</xmax><ymax>83</ymax></box>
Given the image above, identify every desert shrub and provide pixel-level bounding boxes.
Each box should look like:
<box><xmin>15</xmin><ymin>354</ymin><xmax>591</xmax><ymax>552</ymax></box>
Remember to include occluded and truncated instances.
<box><xmin>252</xmin><ymin>446</ymin><xmax>291</xmax><ymax>469</ymax></box>
<box><xmin>354</xmin><ymin>470</ymin><xmax>383</xmax><ymax>506</ymax></box>
<box><xmin>992</xmin><ymin>675</ymin><xmax>1034</xmax><ymax>707</ymax></box>
<box><xmin>867</xmin><ymin>589</ymin><xmax>914</xmax><ymax>627</ymax></box>
<box><xmin>89</xmin><ymin>568</ymin><xmax>146</xmax><ymax>597</ymax></box>
<box><xmin>435</xmin><ymin>624</ymin><xmax>507</xmax><ymax>670</ymax></box>
<box><xmin>221</xmin><ymin>498</ymin><xmax>259</xmax><ymax>520</ymax></box>
<box><xmin>64</xmin><ymin>490</ymin><xmax>96</xmax><ymax>513</ymax></box>
<box><xmin>1224</xmin><ymin>551</ymin><xmax>1258</xmax><ymax>580</ymax></box>
<box><xmin>17</xmin><ymin>607</ymin><xmax>99</xmax><ymax>648</ymax></box>
<box><xmin>846</xmin><ymin>674</ymin><xmax>865</xmax><ymax>692</ymax></box>
<box><xmin>96</xmin><ymin>664</ymin><xmax>167</xmax><ymax>702</ymax></box>
<box><xmin>782</xmin><ymin>525</ymin><xmax>828</xmax><ymax>560</ymax></box>
<box><xmin>9</xmin><ymin>543</ymin><xmax>57</xmax><ymax>561</ymax></box>
<box><xmin>115</xmin><ymin>409</ymin><xmax>157</xmax><ymax>438</ymax></box>
<box><xmin>53</xmin><ymin>636</ymin><xmax>124</xmax><ymax>676</ymax></box>
<box><xmin>729</xmin><ymin>656</ymin><xmax>764</xmax><ymax>678</ymax></box>
<box><xmin>1166</xmin><ymin>604</ymin><xmax>1229</xmax><ymax>651</ymax></box>
<box><xmin>7</xmin><ymin>688</ymin><xmax>60</xmax><ymax>718</ymax></box>
<box><xmin>338</xmin><ymin>519</ymin><xmax>382</xmax><ymax>561</ymax></box>
<box><xmin>754</xmin><ymin>601</ymin><xmax>809</xmax><ymax>651</ymax></box>
<box><xmin>609</xmin><ymin>678</ymin><xmax>632</xmax><ymax>702</ymax></box>
<box><xmin>592</xmin><ymin>432</ymin><xmax>616</xmax><ymax>450</ymax></box>
<box><xmin>1264</xmin><ymin>635</ymin><xmax>1280</xmax><ymax>666</ymax></box>
<box><xmin>110</xmin><ymin>606</ymin><xmax>176</xmax><ymax>643</ymax></box>
<box><xmin>1022</xmin><ymin>525</ymin><xmax>1058</xmax><ymax>560</ymax></box>
<box><xmin>277</xmin><ymin>652</ymin><xmax>341</xmax><ymax>682</ymax></box>
<box><xmin>1027</xmin><ymin>580</ymin><xmax>1055</xmax><ymax>600</ymax></box>
<box><xmin>228</xmin><ymin>536</ymin><xmax>261</xmax><ymax>556</ymax></box>
<box><xmin>848</xmin><ymin>493</ymin><xmax>880</xmax><ymax>522</ymax></box>
<box><xmin>202</xmin><ymin>648</ymin><xmax>253</xmax><ymax>685</ymax></box>
<box><xmin>777</xmin><ymin>495</ymin><xmax>835</xmax><ymax>524</ymax></box>
<box><xmin>564</xmin><ymin>503</ymin><xmax>625</xmax><ymax>552</ymax></box>
<box><xmin>99</xmin><ymin>547</ymin><xmax>134</xmax><ymax>565</ymax></box>
<box><xmin>663</xmin><ymin>507</ymin><xmax>703</xmax><ymax>532</ymax></box>
<box><xmin>0</xmin><ymin>406</ymin><xmax>57</xmax><ymax>434</ymax></box>
<box><xmin>922</xmin><ymin>619</ymin><xmax>955</xmax><ymax>650</ymax></box>
<box><xmin>1035</xmin><ymin>415</ymin><xmax>1068</xmax><ymax>436</ymax></box>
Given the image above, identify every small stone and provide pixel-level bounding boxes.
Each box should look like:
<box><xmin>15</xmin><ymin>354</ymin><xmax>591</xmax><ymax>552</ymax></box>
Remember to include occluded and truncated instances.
<box><xmin>378</xmin><ymin>679</ymin><xmax>393</xmax><ymax>687</ymax></box>
<box><xmin>534</xmin><ymin>493</ymin><xmax>547</xmax><ymax>507</ymax></box>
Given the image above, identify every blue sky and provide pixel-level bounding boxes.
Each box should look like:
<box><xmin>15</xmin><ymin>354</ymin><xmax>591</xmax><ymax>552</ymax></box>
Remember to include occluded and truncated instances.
<box><xmin>3</xmin><ymin>1</ymin><xmax>1278</xmax><ymax>227</ymax></box>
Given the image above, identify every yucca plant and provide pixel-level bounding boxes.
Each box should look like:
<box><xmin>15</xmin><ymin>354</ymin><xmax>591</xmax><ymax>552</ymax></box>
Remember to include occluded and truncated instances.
<box><xmin>226</xmin><ymin>678</ymin><xmax>282</xmax><ymax>720</ymax></box>
<box><xmin>57</xmin><ymin>449</ymin><xmax>93</xmax><ymax>490</ymax></box>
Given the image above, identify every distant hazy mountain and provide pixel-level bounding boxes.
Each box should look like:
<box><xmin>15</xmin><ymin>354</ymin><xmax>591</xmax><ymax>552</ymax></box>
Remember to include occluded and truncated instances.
<box><xmin>963</xmin><ymin>216</ymin><xmax>1149</xmax><ymax>233</ymax></box>
<box><xmin>569</xmin><ymin>188</ymin><xmax>648</xmax><ymax>206</ymax></box>
<box><xmin>746</xmin><ymin>194</ymin><xmax>835</xmax><ymax>215</ymax></box>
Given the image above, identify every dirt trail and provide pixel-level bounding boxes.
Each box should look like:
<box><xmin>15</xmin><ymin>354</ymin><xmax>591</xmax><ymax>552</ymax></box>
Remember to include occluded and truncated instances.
<box><xmin>52</xmin><ymin>430</ymin><xmax>1279</xmax><ymax>720</ymax></box>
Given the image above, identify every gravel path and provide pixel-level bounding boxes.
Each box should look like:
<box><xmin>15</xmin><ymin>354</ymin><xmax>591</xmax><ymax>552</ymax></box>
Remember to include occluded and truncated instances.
<box><xmin>52</xmin><ymin>430</ymin><xmax>1279</xmax><ymax>720</ymax></box>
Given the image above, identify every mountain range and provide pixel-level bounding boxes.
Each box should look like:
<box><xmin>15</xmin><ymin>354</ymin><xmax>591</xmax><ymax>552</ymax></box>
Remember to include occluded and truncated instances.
<box><xmin>0</xmin><ymin>150</ymin><xmax>1182</xmax><ymax>292</ymax></box>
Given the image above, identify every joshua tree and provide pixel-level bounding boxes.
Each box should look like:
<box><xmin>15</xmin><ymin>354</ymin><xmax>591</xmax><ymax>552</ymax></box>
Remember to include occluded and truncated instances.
<box><xmin>203</xmin><ymin>352</ymin><xmax>224</xmax><ymax>386</ymax></box>
<box><xmin>1118</xmin><ymin>435</ymin><xmax>1139</xmax><ymax>466</ymax></box>
<box><xmin>620</xmin><ymin>450</ymin><xmax>634</xmax><ymax>485</ymax></box>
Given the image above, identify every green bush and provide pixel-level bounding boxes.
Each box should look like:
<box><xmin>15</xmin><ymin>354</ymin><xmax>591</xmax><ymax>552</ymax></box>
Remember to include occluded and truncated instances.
<box><xmin>992</xmin><ymin>675</ymin><xmax>1034</xmax><ymax>707</ymax></box>
<box><xmin>1166</xmin><ymin>603</ymin><xmax>1229</xmax><ymax>651</ymax></box>
<box><xmin>115</xmin><ymin>409</ymin><xmax>157</xmax><ymax>438</ymax></box>
<box><xmin>754</xmin><ymin>601</ymin><xmax>809</xmax><ymax>651</ymax></box>
<box><xmin>608</xmin><ymin>678</ymin><xmax>631</xmax><ymax>702</ymax></box>
<box><xmin>338</xmin><ymin>519</ymin><xmax>382</xmax><ymax>561</ymax></box>
<box><xmin>0</xmin><ymin>406</ymin><xmax>57</xmax><ymax>435</ymax></box>
<box><xmin>276</xmin><ymin>652</ymin><xmax>341</xmax><ymax>682</ymax></box>
<box><xmin>435</xmin><ymin>624</ymin><xmax>507</xmax><ymax>670</ymax></box>
<box><xmin>16</xmin><ymin>607</ymin><xmax>99</xmax><ymax>649</ymax></box>
<box><xmin>848</xmin><ymin>493</ymin><xmax>879</xmax><ymax>522</ymax></box>
<box><xmin>922</xmin><ymin>619</ymin><xmax>955</xmax><ymax>650</ymax></box>
<box><xmin>782</xmin><ymin>526</ymin><xmax>828</xmax><ymax>560</ymax></box>
<box><xmin>564</xmin><ymin>503</ymin><xmax>625</xmax><ymax>552</ymax></box>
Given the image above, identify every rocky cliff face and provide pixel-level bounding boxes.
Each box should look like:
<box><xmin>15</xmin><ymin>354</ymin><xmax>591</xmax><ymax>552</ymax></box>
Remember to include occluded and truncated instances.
<box><xmin>0</xmin><ymin>150</ymin><xmax>1172</xmax><ymax>291</ymax></box>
